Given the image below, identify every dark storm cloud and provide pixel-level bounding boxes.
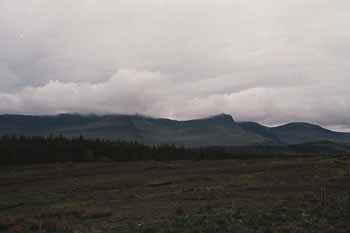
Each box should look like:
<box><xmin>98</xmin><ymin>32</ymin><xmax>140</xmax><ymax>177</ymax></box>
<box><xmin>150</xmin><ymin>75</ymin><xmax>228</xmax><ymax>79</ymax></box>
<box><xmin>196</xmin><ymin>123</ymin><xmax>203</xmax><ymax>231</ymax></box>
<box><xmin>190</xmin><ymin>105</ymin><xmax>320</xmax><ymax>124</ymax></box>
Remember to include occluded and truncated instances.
<box><xmin>0</xmin><ymin>0</ymin><xmax>350</xmax><ymax>130</ymax></box>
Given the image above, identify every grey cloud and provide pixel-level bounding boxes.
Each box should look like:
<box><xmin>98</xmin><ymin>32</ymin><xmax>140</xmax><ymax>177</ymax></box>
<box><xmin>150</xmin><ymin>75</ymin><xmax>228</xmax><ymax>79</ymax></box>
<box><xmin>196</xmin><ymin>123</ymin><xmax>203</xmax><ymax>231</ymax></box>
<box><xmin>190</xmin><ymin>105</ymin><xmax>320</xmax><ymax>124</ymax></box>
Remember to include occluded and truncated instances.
<box><xmin>0</xmin><ymin>0</ymin><xmax>350</xmax><ymax>130</ymax></box>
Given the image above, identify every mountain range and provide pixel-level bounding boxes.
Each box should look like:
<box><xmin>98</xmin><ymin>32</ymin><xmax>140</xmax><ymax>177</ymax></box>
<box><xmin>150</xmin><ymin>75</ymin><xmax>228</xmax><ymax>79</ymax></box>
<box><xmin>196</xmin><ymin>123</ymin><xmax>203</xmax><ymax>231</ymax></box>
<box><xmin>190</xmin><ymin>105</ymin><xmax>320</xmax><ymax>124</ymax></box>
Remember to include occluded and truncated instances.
<box><xmin>0</xmin><ymin>113</ymin><xmax>349</xmax><ymax>147</ymax></box>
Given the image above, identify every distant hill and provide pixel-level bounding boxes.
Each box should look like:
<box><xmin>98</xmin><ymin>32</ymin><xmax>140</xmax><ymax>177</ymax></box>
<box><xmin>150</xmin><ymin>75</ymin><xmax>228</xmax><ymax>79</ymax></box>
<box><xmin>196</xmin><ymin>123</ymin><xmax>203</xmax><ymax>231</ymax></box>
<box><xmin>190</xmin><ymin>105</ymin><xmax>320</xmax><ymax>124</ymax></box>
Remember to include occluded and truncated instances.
<box><xmin>271</xmin><ymin>123</ymin><xmax>350</xmax><ymax>144</ymax></box>
<box><xmin>0</xmin><ymin>113</ymin><xmax>350</xmax><ymax>147</ymax></box>
<box><xmin>237</xmin><ymin>122</ymin><xmax>283</xmax><ymax>145</ymax></box>
<box><xmin>239</xmin><ymin>121</ymin><xmax>350</xmax><ymax>145</ymax></box>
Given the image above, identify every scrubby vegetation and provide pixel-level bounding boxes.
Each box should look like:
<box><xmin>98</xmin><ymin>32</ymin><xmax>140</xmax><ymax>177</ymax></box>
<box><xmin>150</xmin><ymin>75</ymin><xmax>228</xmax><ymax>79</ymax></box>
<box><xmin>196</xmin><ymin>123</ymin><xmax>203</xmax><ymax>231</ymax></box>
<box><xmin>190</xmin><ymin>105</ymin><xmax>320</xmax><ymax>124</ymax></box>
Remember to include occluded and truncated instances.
<box><xmin>1</xmin><ymin>157</ymin><xmax>350</xmax><ymax>232</ymax></box>
<box><xmin>3</xmin><ymin>193</ymin><xmax>350</xmax><ymax>233</ymax></box>
<box><xmin>128</xmin><ymin>194</ymin><xmax>350</xmax><ymax>233</ymax></box>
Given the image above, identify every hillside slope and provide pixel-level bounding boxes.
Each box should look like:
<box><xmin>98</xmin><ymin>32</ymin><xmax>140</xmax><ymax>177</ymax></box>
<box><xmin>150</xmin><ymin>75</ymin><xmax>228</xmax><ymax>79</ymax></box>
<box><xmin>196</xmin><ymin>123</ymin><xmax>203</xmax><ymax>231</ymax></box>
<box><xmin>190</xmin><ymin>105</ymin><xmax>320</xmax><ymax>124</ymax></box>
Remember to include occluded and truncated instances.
<box><xmin>271</xmin><ymin>122</ymin><xmax>350</xmax><ymax>144</ymax></box>
<box><xmin>1</xmin><ymin>114</ymin><xmax>350</xmax><ymax>147</ymax></box>
<box><xmin>239</xmin><ymin>121</ymin><xmax>350</xmax><ymax>145</ymax></box>
<box><xmin>0</xmin><ymin>114</ymin><xmax>269</xmax><ymax>147</ymax></box>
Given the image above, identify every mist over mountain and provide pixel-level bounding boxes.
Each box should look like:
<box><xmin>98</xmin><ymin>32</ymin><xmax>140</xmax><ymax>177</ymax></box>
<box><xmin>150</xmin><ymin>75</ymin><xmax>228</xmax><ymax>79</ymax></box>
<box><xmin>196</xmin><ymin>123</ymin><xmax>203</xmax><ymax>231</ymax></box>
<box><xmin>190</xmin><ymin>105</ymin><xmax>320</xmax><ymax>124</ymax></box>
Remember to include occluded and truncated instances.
<box><xmin>0</xmin><ymin>113</ymin><xmax>350</xmax><ymax>147</ymax></box>
<box><xmin>1</xmin><ymin>1</ymin><xmax>350</xmax><ymax>131</ymax></box>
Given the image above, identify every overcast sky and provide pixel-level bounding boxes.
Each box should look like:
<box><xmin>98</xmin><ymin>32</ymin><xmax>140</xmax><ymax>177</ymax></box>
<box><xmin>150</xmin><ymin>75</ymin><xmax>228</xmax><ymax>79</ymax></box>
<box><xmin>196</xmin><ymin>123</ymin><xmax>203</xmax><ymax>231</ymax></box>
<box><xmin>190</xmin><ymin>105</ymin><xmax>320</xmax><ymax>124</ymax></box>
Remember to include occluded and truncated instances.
<box><xmin>0</xmin><ymin>0</ymin><xmax>350</xmax><ymax>130</ymax></box>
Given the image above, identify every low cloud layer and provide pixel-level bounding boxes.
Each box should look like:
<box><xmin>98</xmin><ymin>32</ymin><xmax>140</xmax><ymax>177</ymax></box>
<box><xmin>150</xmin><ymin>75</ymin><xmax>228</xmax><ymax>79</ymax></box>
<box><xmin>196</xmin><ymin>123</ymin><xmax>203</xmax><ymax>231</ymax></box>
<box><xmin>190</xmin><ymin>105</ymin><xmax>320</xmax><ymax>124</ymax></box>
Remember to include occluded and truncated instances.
<box><xmin>1</xmin><ymin>0</ymin><xmax>350</xmax><ymax>130</ymax></box>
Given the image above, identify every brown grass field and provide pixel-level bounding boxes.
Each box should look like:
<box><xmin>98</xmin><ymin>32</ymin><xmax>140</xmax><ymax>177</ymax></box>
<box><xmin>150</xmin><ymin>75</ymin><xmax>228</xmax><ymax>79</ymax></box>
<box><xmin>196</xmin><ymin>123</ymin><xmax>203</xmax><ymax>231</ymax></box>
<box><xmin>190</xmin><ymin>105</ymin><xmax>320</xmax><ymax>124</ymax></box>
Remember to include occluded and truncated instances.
<box><xmin>1</xmin><ymin>156</ymin><xmax>350</xmax><ymax>232</ymax></box>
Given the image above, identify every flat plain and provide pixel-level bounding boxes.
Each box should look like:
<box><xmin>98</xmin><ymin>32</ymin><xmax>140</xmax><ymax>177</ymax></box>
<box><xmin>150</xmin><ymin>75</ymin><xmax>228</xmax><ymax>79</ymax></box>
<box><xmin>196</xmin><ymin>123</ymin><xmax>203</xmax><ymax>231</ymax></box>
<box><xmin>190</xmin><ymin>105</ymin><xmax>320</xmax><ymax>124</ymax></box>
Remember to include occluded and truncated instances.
<box><xmin>1</xmin><ymin>156</ymin><xmax>350</xmax><ymax>233</ymax></box>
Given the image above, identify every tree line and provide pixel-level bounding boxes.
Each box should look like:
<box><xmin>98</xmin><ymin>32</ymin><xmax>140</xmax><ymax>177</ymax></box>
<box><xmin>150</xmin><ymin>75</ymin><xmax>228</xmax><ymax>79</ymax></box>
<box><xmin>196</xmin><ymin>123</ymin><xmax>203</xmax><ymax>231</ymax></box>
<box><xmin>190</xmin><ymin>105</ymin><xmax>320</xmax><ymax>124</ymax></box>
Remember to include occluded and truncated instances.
<box><xmin>1</xmin><ymin>135</ymin><xmax>341</xmax><ymax>165</ymax></box>
<box><xmin>0</xmin><ymin>135</ymin><xmax>235</xmax><ymax>165</ymax></box>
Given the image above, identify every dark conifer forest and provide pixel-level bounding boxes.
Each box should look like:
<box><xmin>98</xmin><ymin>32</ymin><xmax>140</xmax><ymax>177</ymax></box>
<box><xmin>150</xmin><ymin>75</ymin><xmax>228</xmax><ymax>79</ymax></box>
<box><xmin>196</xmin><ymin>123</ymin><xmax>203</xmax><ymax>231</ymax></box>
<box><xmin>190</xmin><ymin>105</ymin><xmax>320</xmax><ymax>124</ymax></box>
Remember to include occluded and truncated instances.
<box><xmin>1</xmin><ymin>135</ymin><xmax>350</xmax><ymax>166</ymax></box>
<box><xmin>0</xmin><ymin>135</ymin><xmax>198</xmax><ymax>165</ymax></box>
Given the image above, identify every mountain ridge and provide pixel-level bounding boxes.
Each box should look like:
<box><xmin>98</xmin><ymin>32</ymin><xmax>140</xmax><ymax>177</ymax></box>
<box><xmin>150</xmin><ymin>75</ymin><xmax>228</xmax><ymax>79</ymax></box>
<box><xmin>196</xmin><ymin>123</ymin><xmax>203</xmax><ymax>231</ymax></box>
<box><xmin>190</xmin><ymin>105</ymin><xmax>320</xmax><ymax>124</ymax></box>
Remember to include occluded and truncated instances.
<box><xmin>0</xmin><ymin>113</ymin><xmax>349</xmax><ymax>147</ymax></box>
